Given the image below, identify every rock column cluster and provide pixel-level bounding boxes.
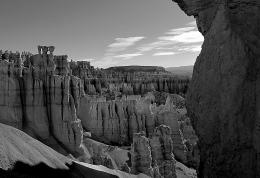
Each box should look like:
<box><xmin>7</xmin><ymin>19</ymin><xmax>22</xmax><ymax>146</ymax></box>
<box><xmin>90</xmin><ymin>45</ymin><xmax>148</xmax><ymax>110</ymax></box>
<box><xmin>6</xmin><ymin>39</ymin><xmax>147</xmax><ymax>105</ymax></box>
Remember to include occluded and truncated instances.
<box><xmin>131</xmin><ymin>125</ymin><xmax>178</xmax><ymax>178</ymax></box>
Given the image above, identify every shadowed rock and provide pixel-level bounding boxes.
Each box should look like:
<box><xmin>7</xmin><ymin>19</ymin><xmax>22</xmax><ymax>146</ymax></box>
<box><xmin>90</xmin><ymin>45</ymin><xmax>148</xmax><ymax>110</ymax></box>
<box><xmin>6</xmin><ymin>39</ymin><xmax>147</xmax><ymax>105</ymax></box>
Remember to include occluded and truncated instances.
<box><xmin>173</xmin><ymin>0</ymin><xmax>260</xmax><ymax>177</ymax></box>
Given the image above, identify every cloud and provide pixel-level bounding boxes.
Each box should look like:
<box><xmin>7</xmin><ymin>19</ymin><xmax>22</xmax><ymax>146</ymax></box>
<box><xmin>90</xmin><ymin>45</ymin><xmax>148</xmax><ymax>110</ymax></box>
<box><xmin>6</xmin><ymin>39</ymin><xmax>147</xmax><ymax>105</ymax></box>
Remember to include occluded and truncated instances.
<box><xmin>137</xmin><ymin>22</ymin><xmax>203</xmax><ymax>54</ymax></box>
<box><xmin>94</xmin><ymin>21</ymin><xmax>202</xmax><ymax>68</ymax></box>
<box><xmin>187</xmin><ymin>21</ymin><xmax>197</xmax><ymax>26</ymax></box>
<box><xmin>153</xmin><ymin>52</ymin><xmax>176</xmax><ymax>56</ymax></box>
<box><xmin>114</xmin><ymin>53</ymin><xmax>143</xmax><ymax>60</ymax></box>
<box><xmin>92</xmin><ymin>57</ymin><xmax>117</xmax><ymax>68</ymax></box>
<box><xmin>108</xmin><ymin>37</ymin><xmax>145</xmax><ymax>52</ymax></box>
<box><xmin>138</xmin><ymin>41</ymin><xmax>171</xmax><ymax>52</ymax></box>
<box><xmin>76</xmin><ymin>58</ymin><xmax>95</xmax><ymax>62</ymax></box>
<box><xmin>158</xmin><ymin>31</ymin><xmax>204</xmax><ymax>43</ymax></box>
<box><xmin>177</xmin><ymin>45</ymin><xmax>202</xmax><ymax>52</ymax></box>
<box><xmin>165</xmin><ymin>27</ymin><xmax>196</xmax><ymax>35</ymax></box>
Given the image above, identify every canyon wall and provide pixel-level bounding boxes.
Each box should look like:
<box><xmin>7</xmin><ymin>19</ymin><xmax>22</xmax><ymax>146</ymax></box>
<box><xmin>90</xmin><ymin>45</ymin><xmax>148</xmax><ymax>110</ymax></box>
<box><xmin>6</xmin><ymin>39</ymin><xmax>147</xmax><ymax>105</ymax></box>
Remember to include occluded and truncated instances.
<box><xmin>0</xmin><ymin>47</ymin><xmax>85</xmax><ymax>157</ymax></box>
<box><xmin>70</xmin><ymin>61</ymin><xmax>190</xmax><ymax>96</ymax></box>
<box><xmin>173</xmin><ymin>0</ymin><xmax>260</xmax><ymax>177</ymax></box>
<box><xmin>0</xmin><ymin>46</ymin><xmax>198</xmax><ymax>177</ymax></box>
<box><xmin>77</xmin><ymin>92</ymin><xmax>199</xmax><ymax>165</ymax></box>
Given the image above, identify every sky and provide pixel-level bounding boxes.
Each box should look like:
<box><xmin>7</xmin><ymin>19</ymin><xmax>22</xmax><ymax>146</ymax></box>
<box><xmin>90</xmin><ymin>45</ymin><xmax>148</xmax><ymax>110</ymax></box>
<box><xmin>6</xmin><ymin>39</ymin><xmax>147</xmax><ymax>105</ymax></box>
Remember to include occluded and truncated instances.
<box><xmin>0</xmin><ymin>0</ymin><xmax>203</xmax><ymax>68</ymax></box>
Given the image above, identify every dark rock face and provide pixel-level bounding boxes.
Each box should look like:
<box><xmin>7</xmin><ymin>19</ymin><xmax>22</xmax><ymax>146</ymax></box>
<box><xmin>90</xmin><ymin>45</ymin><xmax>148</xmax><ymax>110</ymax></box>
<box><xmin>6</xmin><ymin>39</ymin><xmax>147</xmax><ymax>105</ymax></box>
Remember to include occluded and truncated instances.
<box><xmin>173</xmin><ymin>0</ymin><xmax>260</xmax><ymax>177</ymax></box>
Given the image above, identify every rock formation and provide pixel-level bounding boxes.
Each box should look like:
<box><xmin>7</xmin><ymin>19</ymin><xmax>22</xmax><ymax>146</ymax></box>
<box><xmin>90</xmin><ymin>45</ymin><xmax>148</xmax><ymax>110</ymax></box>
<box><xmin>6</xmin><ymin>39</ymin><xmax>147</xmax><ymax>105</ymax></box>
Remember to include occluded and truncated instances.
<box><xmin>0</xmin><ymin>47</ymin><xmax>85</xmax><ymax>157</ymax></box>
<box><xmin>152</xmin><ymin>96</ymin><xmax>188</xmax><ymax>164</ymax></box>
<box><xmin>0</xmin><ymin>45</ymin><xmax>198</xmax><ymax>177</ymax></box>
<box><xmin>150</xmin><ymin>125</ymin><xmax>177</xmax><ymax>178</ymax></box>
<box><xmin>78</xmin><ymin>92</ymin><xmax>192</xmax><ymax>164</ymax></box>
<box><xmin>130</xmin><ymin>132</ymin><xmax>160</xmax><ymax>177</ymax></box>
<box><xmin>173</xmin><ymin>0</ymin><xmax>260</xmax><ymax>177</ymax></box>
<box><xmin>78</xmin><ymin>95</ymin><xmax>155</xmax><ymax>146</ymax></box>
<box><xmin>70</xmin><ymin>61</ymin><xmax>190</xmax><ymax>96</ymax></box>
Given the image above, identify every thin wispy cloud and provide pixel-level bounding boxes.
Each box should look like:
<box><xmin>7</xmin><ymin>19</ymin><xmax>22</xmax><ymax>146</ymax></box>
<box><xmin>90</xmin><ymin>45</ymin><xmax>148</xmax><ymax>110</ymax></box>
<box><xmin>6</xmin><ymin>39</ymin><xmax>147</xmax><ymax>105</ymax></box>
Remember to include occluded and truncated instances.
<box><xmin>158</xmin><ymin>31</ymin><xmax>203</xmax><ymax>43</ymax></box>
<box><xmin>187</xmin><ymin>21</ymin><xmax>197</xmax><ymax>26</ymax></box>
<box><xmin>153</xmin><ymin>52</ymin><xmax>176</xmax><ymax>56</ymax></box>
<box><xmin>76</xmin><ymin>58</ymin><xmax>95</xmax><ymax>62</ymax></box>
<box><xmin>165</xmin><ymin>27</ymin><xmax>195</xmax><ymax>35</ymax></box>
<box><xmin>138</xmin><ymin>41</ymin><xmax>172</xmax><ymax>52</ymax></box>
<box><xmin>108</xmin><ymin>37</ymin><xmax>145</xmax><ymax>52</ymax></box>
<box><xmin>96</xmin><ymin>21</ymin><xmax>203</xmax><ymax>68</ymax></box>
<box><xmin>95</xmin><ymin>36</ymin><xmax>145</xmax><ymax>67</ymax></box>
<box><xmin>178</xmin><ymin>45</ymin><xmax>202</xmax><ymax>52</ymax></box>
<box><xmin>114</xmin><ymin>53</ymin><xmax>143</xmax><ymax>60</ymax></box>
<box><xmin>137</xmin><ymin>20</ymin><xmax>203</xmax><ymax>56</ymax></box>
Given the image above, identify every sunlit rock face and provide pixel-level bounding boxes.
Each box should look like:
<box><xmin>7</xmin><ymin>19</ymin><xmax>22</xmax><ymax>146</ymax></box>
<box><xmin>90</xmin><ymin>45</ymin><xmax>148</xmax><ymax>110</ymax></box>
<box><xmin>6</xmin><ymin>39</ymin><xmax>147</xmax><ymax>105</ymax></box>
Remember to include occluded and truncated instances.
<box><xmin>0</xmin><ymin>46</ymin><xmax>85</xmax><ymax>157</ymax></box>
<box><xmin>78</xmin><ymin>95</ymin><xmax>156</xmax><ymax>146</ymax></box>
<box><xmin>173</xmin><ymin>0</ymin><xmax>260</xmax><ymax>177</ymax></box>
<box><xmin>78</xmin><ymin>92</ymin><xmax>193</xmax><ymax>165</ymax></box>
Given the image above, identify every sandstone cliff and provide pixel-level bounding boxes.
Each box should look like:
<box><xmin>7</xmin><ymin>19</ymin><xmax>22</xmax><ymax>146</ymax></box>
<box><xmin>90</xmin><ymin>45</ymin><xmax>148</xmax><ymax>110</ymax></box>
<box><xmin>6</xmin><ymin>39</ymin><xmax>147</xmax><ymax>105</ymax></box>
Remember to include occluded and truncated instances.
<box><xmin>173</xmin><ymin>0</ymin><xmax>260</xmax><ymax>177</ymax></box>
<box><xmin>0</xmin><ymin>47</ymin><xmax>85</xmax><ymax>157</ymax></box>
<box><xmin>78</xmin><ymin>92</ymin><xmax>192</xmax><ymax>165</ymax></box>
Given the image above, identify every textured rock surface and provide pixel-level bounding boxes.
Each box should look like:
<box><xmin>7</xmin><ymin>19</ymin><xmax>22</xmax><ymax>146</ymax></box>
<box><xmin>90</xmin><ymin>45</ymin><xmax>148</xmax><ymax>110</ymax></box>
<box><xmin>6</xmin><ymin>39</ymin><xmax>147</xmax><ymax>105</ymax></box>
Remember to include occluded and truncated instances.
<box><xmin>152</xmin><ymin>103</ymin><xmax>187</xmax><ymax>164</ymax></box>
<box><xmin>173</xmin><ymin>0</ymin><xmax>260</xmax><ymax>177</ymax></box>
<box><xmin>78</xmin><ymin>95</ymin><xmax>155</xmax><ymax>145</ymax></box>
<box><xmin>180</xmin><ymin>117</ymin><xmax>199</xmax><ymax>168</ymax></box>
<box><xmin>131</xmin><ymin>132</ymin><xmax>160</xmax><ymax>177</ymax></box>
<box><xmin>0</xmin><ymin>46</ymin><xmax>197</xmax><ymax>177</ymax></box>
<box><xmin>150</xmin><ymin>125</ymin><xmax>177</xmax><ymax>178</ymax></box>
<box><xmin>78</xmin><ymin>92</ymin><xmax>190</xmax><ymax>164</ymax></box>
<box><xmin>0</xmin><ymin>47</ymin><xmax>85</xmax><ymax>157</ymax></box>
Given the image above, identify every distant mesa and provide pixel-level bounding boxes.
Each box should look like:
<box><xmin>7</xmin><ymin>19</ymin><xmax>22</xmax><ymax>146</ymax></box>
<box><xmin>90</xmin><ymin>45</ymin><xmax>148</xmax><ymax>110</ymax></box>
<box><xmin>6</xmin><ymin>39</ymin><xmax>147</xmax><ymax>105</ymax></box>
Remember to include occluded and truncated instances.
<box><xmin>106</xmin><ymin>65</ymin><xmax>167</xmax><ymax>73</ymax></box>
<box><xmin>166</xmin><ymin>65</ymin><xmax>193</xmax><ymax>77</ymax></box>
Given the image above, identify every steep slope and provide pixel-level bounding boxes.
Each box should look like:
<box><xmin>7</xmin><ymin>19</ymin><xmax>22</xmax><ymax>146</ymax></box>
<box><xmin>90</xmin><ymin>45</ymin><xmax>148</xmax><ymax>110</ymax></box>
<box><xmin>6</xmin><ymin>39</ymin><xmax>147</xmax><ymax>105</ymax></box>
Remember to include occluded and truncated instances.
<box><xmin>0</xmin><ymin>123</ymin><xmax>118</xmax><ymax>178</ymax></box>
<box><xmin>0</xmin><ymin>123</ymin><xmax>194</xmax><ymax>178</ymax></box>
<box><xmin>172</xmin><ymin>0</ymin><xmax>260</xmax><ymax>177</ymax></box>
